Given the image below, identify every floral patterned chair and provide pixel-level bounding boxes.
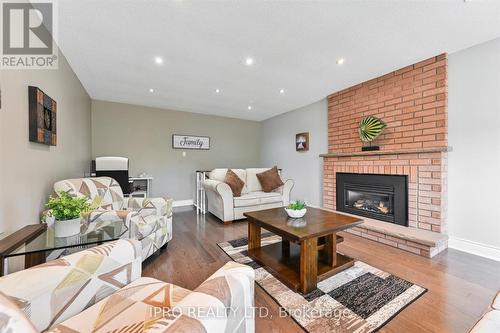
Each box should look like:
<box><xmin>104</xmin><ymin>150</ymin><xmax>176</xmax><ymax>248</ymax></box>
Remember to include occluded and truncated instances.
<box><xmin>53</xmin><ymin>177</ymin><xmax>173</xmax><ymax>260</ymax></box>
<box><xmin>0</xmin><ymin>240</ymin><xmax>255</xmax><ymax>333</ymax></box>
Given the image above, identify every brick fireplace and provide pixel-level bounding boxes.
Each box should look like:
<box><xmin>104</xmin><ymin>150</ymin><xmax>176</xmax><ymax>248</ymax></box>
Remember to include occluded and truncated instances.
<box><xmin>321</xmin><ymin>54</ymin><xmax>450</xmax><ymax>257</ymax></box>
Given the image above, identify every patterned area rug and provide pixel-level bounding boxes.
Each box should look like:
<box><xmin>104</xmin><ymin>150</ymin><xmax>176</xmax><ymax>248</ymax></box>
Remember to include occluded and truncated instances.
<box><xmin>218</xmin><ymin>233</ymin><xmax>427</xmax><ymax>333</ymax></box>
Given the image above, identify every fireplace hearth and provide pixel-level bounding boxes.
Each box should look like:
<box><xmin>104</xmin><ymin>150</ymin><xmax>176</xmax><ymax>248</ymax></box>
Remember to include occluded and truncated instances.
<box><xmin>336</xmin><ymin>173</ymin><xmax>408</xmax><ymax>227</ymax></box>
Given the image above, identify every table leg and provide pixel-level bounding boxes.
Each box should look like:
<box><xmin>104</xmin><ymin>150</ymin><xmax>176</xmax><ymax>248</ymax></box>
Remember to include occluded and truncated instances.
<box><xmin>325</xmin><ymin>233</ymin><xmax>338</xmax><ymax>267</ymax></box>
<box><xmin>25</xmin><ymin>251</ymin><xmax>46</xmax><ymax>269</ymax></box>
<box><xmin>300</xmin><ymin>238</ymin><xmax>318</xmax><ymax>294</ymax></box>
<box><xmin>0</xmin><ymin>256</ymin><xmax>5</xmax><ymax>276</ymax></box>
<box><xmin>282</xmin><ymin>239</ymin><xmax>290</xmax><ymax>257</ymax></box>
<box><xmin>248</xmin><ymin>222</ymin><xmax>261</xmax><ymax>250</ymax></box>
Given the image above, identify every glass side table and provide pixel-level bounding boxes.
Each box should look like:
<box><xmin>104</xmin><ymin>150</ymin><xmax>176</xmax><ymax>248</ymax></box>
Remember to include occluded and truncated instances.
<box><xmin>0</xmin><ymin>221</ymin><xmax>128</xmax><ymax>276</ymax></box>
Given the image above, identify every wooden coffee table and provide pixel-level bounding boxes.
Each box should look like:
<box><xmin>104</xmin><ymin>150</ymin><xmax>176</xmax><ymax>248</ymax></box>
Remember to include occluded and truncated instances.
<box><xmin>244</xmin><ymin>207</ymin><xmax>363</xmax><ymax>294</ymax></box>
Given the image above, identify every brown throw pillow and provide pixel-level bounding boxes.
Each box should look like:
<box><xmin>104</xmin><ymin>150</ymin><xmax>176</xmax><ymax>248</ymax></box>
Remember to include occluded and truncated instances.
<box><xmin>256</xmin><ymin>166</ymin><xmax>284</xmax><ymax>192</ymax></box>
<box><xmin>224</xmin><ymin>169</ymin><xmax>245</xmax><ymax>197</ymax></box>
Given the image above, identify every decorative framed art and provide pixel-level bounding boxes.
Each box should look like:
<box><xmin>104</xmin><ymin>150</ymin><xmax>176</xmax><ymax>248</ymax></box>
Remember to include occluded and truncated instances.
<box><xmin>296</xmin><ymin>132</ymin><xmax>309</xmax><ymax>151</ymax></box>
<box><xmin>172</xmin><ymin>134</ymin><xmax>210</xmax><ymax>150</ymax></box>
<box><xmin>28</xmin><ymin>86</ymin><xmax>57</xmax><ymax>146</ymax></box>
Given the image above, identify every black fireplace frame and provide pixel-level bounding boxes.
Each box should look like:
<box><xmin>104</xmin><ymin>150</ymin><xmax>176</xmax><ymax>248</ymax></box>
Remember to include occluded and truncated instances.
<box><xmin>336</xmin><ymin>173</ymin><xmax>408</xmax><ymax>227</ymax></box>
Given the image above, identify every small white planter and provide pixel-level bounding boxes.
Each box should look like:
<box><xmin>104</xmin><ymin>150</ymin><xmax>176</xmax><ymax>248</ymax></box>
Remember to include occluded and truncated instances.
<box><xmin>285</xmin><ymin>208</ymin><xmax>307</xmax><ymax>219</ymax></box>
<box><xmin>54</xmin><ymin>217</ymin><xmax>81</xmax><ymax>237</ymax></box>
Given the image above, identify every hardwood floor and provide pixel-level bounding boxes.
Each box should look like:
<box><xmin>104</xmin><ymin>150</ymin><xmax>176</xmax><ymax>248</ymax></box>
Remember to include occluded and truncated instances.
<box><xmin>143</xmin><ymin>207</ymin><xmax>500</xmax><ymax>333</ymax></box>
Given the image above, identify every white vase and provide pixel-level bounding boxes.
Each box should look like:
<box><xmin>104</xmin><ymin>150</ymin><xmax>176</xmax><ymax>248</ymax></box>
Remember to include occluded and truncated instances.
<box><xmin>285</xmin><ymin>208</ymin><xmax>307</xmax><ymax>219</ymax></box>
<box><xmin>54</xmin><ymin>217</ymin><xmax>81</xmax><ymax>237</ymax></box>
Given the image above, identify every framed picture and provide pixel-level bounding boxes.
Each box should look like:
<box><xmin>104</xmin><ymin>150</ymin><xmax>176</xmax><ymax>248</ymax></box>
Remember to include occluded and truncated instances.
<box><xmin>172</xmin><ymin>134</ymin><xmax>210</xmax><ymax>150</ymax></box>
<box><xmin>296</xmin><ymin>132</ymin><xmax>309</xmax><ymax>151</ymax></box>
<box><xmin>28</xmin><ymin>86</ymin><xmax>57</xmax><ymax>146</ymax></box>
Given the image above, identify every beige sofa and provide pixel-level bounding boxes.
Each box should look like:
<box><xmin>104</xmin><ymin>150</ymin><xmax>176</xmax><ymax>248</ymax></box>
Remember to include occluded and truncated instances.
<box><xmin>0</xmin><ymin>239</ymin><xmax>255</xmax><ymax>333</ymax></box>
<box><xmin>203</xmin><ymin>168</ymin><xmax>294</xmax><ymax>223</ymax></box>
<box><xmin>470</xmin><ymin>291</ymin><xmax>500</xmax><ymax>332</ymax></box>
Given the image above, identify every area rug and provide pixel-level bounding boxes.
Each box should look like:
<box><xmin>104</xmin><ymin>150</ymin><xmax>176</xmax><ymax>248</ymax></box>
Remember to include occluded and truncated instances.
<box><xmin>218</xmin><ymin>233</ymin><xmax>427</xmax><ymax>333</ymax></box>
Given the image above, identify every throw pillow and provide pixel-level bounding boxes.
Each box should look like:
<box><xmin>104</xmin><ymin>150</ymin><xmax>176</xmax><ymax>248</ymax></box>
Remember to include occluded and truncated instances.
<box><xmin>224</xmin><ymin>169</ymin><xmax>245</xmax><ymax>197</ymax></box>
<box><xmin>256</xmin><ymin>166</ymin><xmax>284</xmax><ymax>192</ymax></box>
<box><xmin>0</xmin><ymin>291</ymin><xmax>37</xmax><ymax>333</ymax></box>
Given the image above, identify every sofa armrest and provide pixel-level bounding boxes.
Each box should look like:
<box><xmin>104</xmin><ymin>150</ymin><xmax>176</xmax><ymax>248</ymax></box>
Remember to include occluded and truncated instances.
<box><xmin>126</xmin><ymin>197</ymin><xmax>173</xmax><ymax>218</ymax></box>
<box><xmin>0</xmin><ymin>239</ymin><xmax>142</xmax><ymax>332</ymax></box>
<box><xmin>203</xmin><ymin>179</ymin><xmax>234</xmax><ymax>221</ymax></box>
<box><xmin>145</xmin><ymin>262</ymin><xmax>255</xmax><ymax>333</ymax></box>
<box><xmin>274</xmin><ymin>179</ymin><xmax>294</xmax><ymax>206</ymax></box>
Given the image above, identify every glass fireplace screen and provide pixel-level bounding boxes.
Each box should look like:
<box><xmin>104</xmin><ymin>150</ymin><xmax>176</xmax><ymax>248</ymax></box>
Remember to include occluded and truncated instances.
<box><xmin>344</xmin><ymin>183</ymin><xmax>395</xmax><ymax>222</ymax></box>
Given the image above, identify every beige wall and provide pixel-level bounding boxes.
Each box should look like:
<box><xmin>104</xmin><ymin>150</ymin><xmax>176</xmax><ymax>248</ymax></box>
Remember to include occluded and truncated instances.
<box><xmin>448</xmin><ymin>38</ymin><xmax>500</xmax><ymax>255</ymax></box>
<box><xmin>91</xmin><ymin>100</ymin><xmax>261</xmax><ymax>201</ymax></box>
<box><xmin>260</xmin><ymin>99</ymin><xmax>327</xmax><ymax>206</ymax></box>
<box><xmin>0</xmin><ymin>54</ymin><xmax>91</xmax><ymax>232</ymax></box>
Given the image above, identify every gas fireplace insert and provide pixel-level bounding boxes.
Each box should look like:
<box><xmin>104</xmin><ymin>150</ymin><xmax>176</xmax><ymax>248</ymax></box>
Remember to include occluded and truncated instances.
<box><xmin>336</xmin><ymin>173</ymin><xmax>408</xmax><ymax>226</ymax></box>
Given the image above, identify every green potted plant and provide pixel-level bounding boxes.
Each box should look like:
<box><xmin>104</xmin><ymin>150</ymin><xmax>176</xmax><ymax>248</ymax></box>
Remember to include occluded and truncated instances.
<box><xmin>285</xmin><ymin>200</ymin><xmax>307</xmax><ymax>218</ymax></box>
<box><xmin>45</xmin><ymin>191</ymin><xmax>91</xmax><ymax>237</ymax></box>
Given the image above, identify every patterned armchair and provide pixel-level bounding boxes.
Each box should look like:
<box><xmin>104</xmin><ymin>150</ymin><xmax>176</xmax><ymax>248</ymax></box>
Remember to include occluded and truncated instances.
<box><xmin>0</xmin><ymin>240</ymin><xmax>255</xmax><ymax>333</ymax></box>
<box><xmin>53</xmin><ymin>177</ymin><xmax>173</xmax><ymax>260</ymax></box>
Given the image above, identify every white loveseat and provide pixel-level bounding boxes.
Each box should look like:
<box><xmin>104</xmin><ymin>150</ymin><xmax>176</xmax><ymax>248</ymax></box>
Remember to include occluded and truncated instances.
<box><xmin>203</xmin><ymin>168</ymin><xmax>294</xmax><ymax>223</ymax></box>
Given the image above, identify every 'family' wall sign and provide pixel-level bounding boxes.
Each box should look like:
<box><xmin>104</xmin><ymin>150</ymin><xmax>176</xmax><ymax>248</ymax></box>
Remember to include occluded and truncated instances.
<box><xmin>172</xmin><ymin>135</ymin><xmax>210</xmax><ymax>150</ymax></box>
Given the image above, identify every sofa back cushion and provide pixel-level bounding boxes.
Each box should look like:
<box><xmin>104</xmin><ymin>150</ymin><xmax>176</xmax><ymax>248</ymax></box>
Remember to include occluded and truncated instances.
<box><xmin>224</xmin><ymin>169</ymin><xmax>245</xmax><ymax>197</ymax></box>
<box><xmin>0</xmin><ymin>292</ymin><xmax>37</xmax><ymax>333</ymax></box>
<box><xmin>245</xmin><ymin>168</ymin><xmax>273</xmax><ymax>192</ymax></box>
<box><xmin>209</xmin><ymin>169</ymin><xmax>248</xmax><ymax>194</ymax></box>
<box><xmin>54</xmin><ymin>177</ymin><xmax>124</xmax><ymax>210</ymax></box>
<box><xmin>256</xmin><ymin>166</ymin><xmax>284</xmax><ymax>192</ymax></box>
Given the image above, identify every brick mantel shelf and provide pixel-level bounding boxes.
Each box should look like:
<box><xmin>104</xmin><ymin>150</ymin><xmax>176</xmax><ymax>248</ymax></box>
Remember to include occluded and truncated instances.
<box><xmin>320</xmin><ymin>146</ymin><xmax>452</xmax><ymax>158</ymax></box>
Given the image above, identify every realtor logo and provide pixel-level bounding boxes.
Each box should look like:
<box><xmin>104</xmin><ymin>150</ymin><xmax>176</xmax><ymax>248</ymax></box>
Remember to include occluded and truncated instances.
<box><xmin>1</xmin><ymin>1</ymin><xmax>58</xmax><ymax>69</ymax></box>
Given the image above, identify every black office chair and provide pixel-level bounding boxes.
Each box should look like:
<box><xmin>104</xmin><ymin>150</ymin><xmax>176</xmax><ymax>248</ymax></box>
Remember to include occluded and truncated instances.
<box><xmin>95</xmin><ymin>156</ymin><xmax>131</xmax><ymax>195</ymax></box>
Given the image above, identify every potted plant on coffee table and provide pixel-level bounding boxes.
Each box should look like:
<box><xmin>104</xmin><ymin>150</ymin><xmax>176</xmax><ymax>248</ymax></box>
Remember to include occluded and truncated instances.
<box><xmin>285</xmin><ymin>200</ymin><xmax>307</xmax><ymax>218</ymax></box>
<box><xmin>46</xmin><ymin>191</ymin><xmax>91</xmax><ymax>237</ymax></box>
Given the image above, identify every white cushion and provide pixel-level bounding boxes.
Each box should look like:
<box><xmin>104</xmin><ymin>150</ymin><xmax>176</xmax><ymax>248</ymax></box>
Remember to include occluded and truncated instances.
<box><xmin>492</xmin><ymin>292</ymin><xmax>500</xmax><ymax>310</ymax></box>
<box><xmin>245</xmin><ymin>168</ymin><xmax>271</xmax><ymax>192</ymax></box>
<box><xmin>234</xmin><ymin>191</ymin><xmax>282</xmax><ymax>208</ymax></box>
<box><xmin>470</xmin><ymin>310</ymin><xmax>500</xmax><ymax>333</ymax></box>
<box><xmin>209</xmin><ymin>168</ymin><xmax>248</xmax><ymax>194</ymax></box>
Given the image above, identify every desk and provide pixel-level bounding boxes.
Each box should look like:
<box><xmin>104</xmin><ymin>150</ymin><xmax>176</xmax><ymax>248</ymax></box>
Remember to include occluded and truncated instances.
<box><xmin>128</xmin><ymin>177</ymin><xmax>153</xmax><ymax>197</ymax></box>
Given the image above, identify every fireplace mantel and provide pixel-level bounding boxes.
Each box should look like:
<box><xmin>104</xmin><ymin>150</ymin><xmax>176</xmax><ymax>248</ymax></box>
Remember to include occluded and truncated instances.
<box><xmin>319</xmin><ymin>146</ymin><xmax>452</xmax><ymax>158</ymax></box>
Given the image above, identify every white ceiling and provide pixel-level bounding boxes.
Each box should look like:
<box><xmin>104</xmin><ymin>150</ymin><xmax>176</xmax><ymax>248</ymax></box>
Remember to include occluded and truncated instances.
<box><xmin>58</xmin><ymin>0</ymin><xmax>500</xmax><ymax>121</ymax></box>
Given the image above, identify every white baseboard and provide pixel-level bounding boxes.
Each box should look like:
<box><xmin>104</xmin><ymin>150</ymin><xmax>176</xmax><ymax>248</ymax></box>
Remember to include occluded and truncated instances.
<box><xmin>173</xmin><ymin>199</ymin><xmax>194</xmax><ymax>207</ymax></box>
<box><xmin>448</xmin><ymin>237</ymin><xmax>500</xmax><ymax>262</ymax></box>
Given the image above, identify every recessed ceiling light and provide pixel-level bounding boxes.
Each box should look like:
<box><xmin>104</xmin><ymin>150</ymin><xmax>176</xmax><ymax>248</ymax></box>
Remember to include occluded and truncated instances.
<box><xmin>154</xmin><ymin>57</ymin><xmax>163</xmax><ymax>65</ymax></box>
<box><xmin>247</xmin><ymin>105</ymin><xmax>252</xmax><ymax>110</ymax></box>
<box><xmin>279</xmin><ymin>89</ymin><xmax>285</xmax><ymax>94</ymax></box>
<box><xmin>215</xmin><ymin>88</ymin><xmax>220</xmax><ymax>93</ymax></box>
<box><xmin>149</xmin><ymin>88</ymin><xmax>155</xmax><ymax>93</ymax></box>
<box><xmin>245</xmin><ymin>57</ymin><xmax>254</xmax><ymax>66</ymax></box>
<box><xmin>336</xmin><ymin>58</ymin><xmax>345</xmax><ymax>65</ymax></box>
